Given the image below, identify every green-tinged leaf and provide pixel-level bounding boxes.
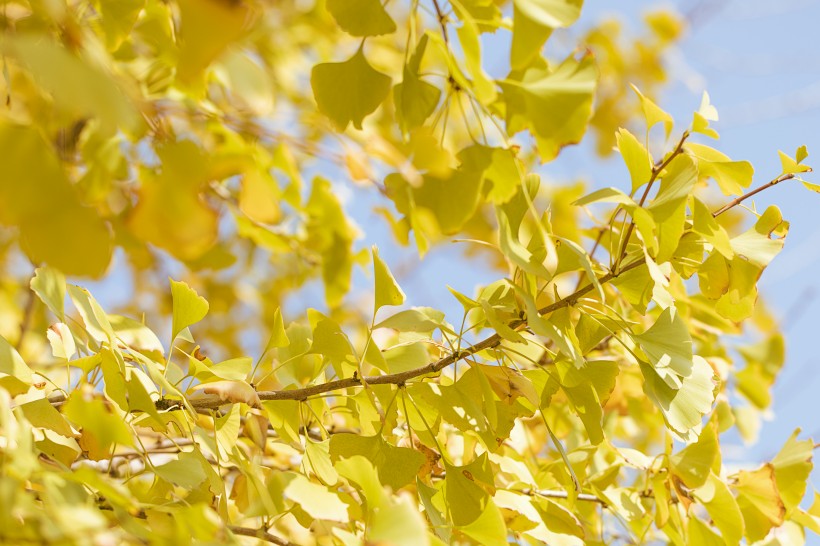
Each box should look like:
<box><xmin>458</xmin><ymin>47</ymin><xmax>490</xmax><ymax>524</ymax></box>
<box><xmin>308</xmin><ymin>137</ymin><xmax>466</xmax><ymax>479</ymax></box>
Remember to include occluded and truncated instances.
<box><xmin>501</xmin><ymin>53</ymin><xmax>597</xmax><ymax>162</ymax></box>
<box><xmin>170</xmin><ymin>279</ymin><xmax>209</xmax><ymax>341</ymax></box>
<box><xmin>154</xmin><ymin>452</ymin><xmax>207</xmax><ymax>489</ymax></box>
<box><xmin>648</xmin><ymin>154</ymin><xmax>697</xmax><ymax>210</ymax></box>
<box><xmin>687</xmin><ymin>143</ymin><xmax>754</xmax><ymax>196</ymax></box>
<box><xmin>373</xmin><ymin>246</ymin><xmax>405</xmax><ymax>312</ymax></box>
<box><xmin>771</xmin><ymin>429</ymin><xmax>813</xmax><ymax>514</ymax></box>
<box><xmin>335</xmin><ymin>455</ymin><xmax>386</xmax><ymax>510</ymax></box>
<box><xmin>284</xmin><ymin>474</ymin><xmax>349</xmax><ymax>522</ymax></box>
<box><xmin>374</xmin><ymin>307</ymin><xmax>452</xmax><ymax>335</ymax></box>
<box><xmin>304</xmin><ymin>439</ymin><xmax>339</xmax><ymax>486</ymax></box>
<box><xmin>4</xmin><ymin>35</ymin><xmax>138</xmax><ymax>133</ymax></box>
<box><xmin>640</xmin><ymin>355</ymin><xmax>717</xmax><ymax>441</ymax></box>
<box><xmin>557</xmin><ymin>359</ymin><xmax>619</xmax><ymax>444</ymax></box>
<box><xmin>0</xmin><ymin>334</ymin><xmax>33</xmax><ymax>396</ymax></box>
<box><xmin>444</xmin><ymin>454</ymin><xmax>495</xmax><ymax>526</ymax></box>
<box><xmin>62</xmin><ymin>391</ymin><xmax>133</xmax><ymax>460</ymax></box>
<box><xmin>616</xmin><ymin>128</ymin><xmax>653</xmax><ymax>192</ymax></box>
<box><xmin>327</xmin><ymin>0</ymin><xmax>396</xmax><ymax>36</ymax></box>
<box><xmin>309</xmin><ymin>310</ymin><xmax>357</xmax><ymax>377</ymax></box>
<box><xmin>329</xmin><ymin>433</ymin><xmax>424</xmax><ymax>490</ymax></box>
<box><xmin>510</xmin><ymin>3</ymin><xmax>553</xmax><ymax>70</ymax></box>
<box><xmin>670</xmin><ymin>420</ymin><xmax>718</xmax><ymax>489</ymax></box>
<box><xmin>31</xmin><ymin>267</ymin><xmax>66</xmax><ymax>321</ymax></box>
<box><xmin>383</xmin><ymin>342</ymin><xmax>428</xmax><ymax>374</ymax></box>
<box><xmin>264</xmin><ymin>308</ymin><xmax>290</xmax><ymax>353</ymax></box>
<box><xmin>311</xmin><ymin>48</ymin><xmax>391</xmax><ymax>131</ymax></box>
<box><xmin>458</xmin><ymin>500</ymin><xmax>508</xmax><ymax>545</ymax></box>
<box><xmin>394</xmin><ymin>35</ymin><xmax>441</xmax><ymax>131</ymax></box>
<box><xmin>692</xmin><ymin>198</ymin><xmax>733</xmax><ymax>259</ymax></box>
<box><xmin>535</xmin><ymin>498</ymin><xmax>585</xmax><ymax>540</ymax></box>
<box><xmin>109</xmin><ymin>315</ymin><xmax>164</xmax><ymax>354</ymax></box>
<box><xmin>573</xmin><ymin>186</ymin><xmax>637</xmax><ymax>207</ymax></box>
<box><xmin>0</xmin><ymin>124</ymin><xmax>114</xmax><ymax>277</ymax></box>
<box><xmin>687</xmin><ymin>516</ymin><xmax>724</xmax><ymax>546</ymax></box>
<box><xmin>633</xmin><ymin>307</ymin><xmax>693</xmax><ymax>388</ymax></box>
<box><xmin>695</xmin><ymin>473</ymin><xmax>744</xmax><ymax>546</ymax></box>
<box><xmin>68</xmin><ymin>285</ymin><xmax>115</xmax><ymax>344</ymax></box>
<box><xmin>368</xmin><ymin>494</ymin><xmax>430</xmax><ymax>546</ymax></box>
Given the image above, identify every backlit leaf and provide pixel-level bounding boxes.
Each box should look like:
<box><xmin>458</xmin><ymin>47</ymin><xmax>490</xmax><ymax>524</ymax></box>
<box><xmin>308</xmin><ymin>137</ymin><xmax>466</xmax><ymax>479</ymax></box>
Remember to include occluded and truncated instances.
<box><xmin>312</xmin><ymin>48</ymin><xmax>391</xmax><ymax>131</ymax></box>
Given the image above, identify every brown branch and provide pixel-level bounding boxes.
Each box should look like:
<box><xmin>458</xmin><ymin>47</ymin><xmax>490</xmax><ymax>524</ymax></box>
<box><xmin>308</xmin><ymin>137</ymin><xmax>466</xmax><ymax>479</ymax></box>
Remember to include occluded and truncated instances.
<box><xmin>228</xmin><ymin>526</ymin><xmax>295</xmax><ymax>546</ymax></box>
<box><xmin>614</xmin><ymin>131</ymin><xmax>690</xmax><ymax>272</ymax></box>
<box><xmin>158</xmin><ymin>258</ymin><xmax>646</xmax><ymax>411</ymax></box>
<box><xmin>431</xmin><ymin>0</ymin><xmax>449</xmax><ymax>43</ymax></box>
<box><xmin>712</xmin><ymin>171</ymin><xmax>806</xmax><ymax>217</ymax></box>
<box><xmin>522</xmin><ymin>488</ymin><xmax>608</xmax><ymax>507</ymax></box>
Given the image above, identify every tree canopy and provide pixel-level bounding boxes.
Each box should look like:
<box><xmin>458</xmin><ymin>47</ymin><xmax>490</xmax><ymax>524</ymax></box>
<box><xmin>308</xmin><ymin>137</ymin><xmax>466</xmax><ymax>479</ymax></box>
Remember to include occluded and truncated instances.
<box><xmin>0</xmin><ymin>0</ymin><xmax>818</xmax><ymax>544</ymax></box>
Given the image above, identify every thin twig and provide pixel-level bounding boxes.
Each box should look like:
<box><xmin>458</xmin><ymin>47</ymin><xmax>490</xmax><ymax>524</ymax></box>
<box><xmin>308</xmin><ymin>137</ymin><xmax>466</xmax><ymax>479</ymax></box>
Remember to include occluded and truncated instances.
<box><xmin>614</xmin><ymin>131</ymin><xmax>689</xmax><ymax>272</ymax></box>
<box><xmin>712</xmin><ymin>172</ymin><xmax>805</xmax><ymax>217</ymax></box>
<box><xmin>157</xmin><ymin>259</ymin><xmax>645</xmax><ymax>410</ymax></box>
<box><xmin>431</xmin><ymin>0</ymin><xmax>449</xmax><ymax>43</ymax></box>
<box><xmin>523</xmin><ymin>488</ymin><xmax>608</xmax><ymax>507</ymax></box>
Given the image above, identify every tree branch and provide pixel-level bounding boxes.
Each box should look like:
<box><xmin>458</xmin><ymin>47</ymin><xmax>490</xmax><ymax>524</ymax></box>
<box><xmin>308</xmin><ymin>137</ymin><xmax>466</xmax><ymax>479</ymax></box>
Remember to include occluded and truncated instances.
<box><xmin>228</xmin><ymin>526</ymin><xmax>295</xmax><ymax>546</ymax></box>
<box><xmin>711</xmin><ymin>171</ymin><xmax>805</xmax><ymax>217</ymax></box>
<box><xmin>158</xmin><ymin>259</ymin><xmax>646</xmax><ymax>411</ymax></box>
<box><xmin>615</xmin><ymin>131</ymin><xmax>689</xmax><ymax>272</ymax></box>
<box><xmin>431</xmin><ymin>0</ymin><xmax>449</xmax><ymax>44</ymax></box>
<box><xmin>148</xmin><ymin>162</ymin><xmax>802</xmax><ymax>412</ymax></box>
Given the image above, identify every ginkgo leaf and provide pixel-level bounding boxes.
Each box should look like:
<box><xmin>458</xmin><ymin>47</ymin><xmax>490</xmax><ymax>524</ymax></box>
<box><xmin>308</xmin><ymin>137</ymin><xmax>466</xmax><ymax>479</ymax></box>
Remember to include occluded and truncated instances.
<box><xmin>694</xmin><ymin>473</ymin><xmax>744</xmax><ymax>546</ymax></box>
<box><xmin>170</xmin><ymin>279</ymin><xmax>209</xmax><ymax>341</ymax></box>
<box><xmin>779</xmin><ymin>149</ymin><xmax>812</xmax><ymax>175</ymax></box>
<box><xmin>0</xmin><ymin>124</ymin><xmax>114</xmax><ymax>277</ymax></box>
<box><xmin>31</xmin><ymin>267</ymin><xmax>66</xmax><ymax>321</ymax></box>
<box><xmin>670</xmin><ymin>420</ymin><xmax>718</xmax><ymax>489</ymax></box>
<box><xmin>633</xmin><ymin>306</ymin><xmax>694</xmax><ymax>387</ymax></box>
<box><xmin>284</xmin><ymin>474</ymin><xmax>349</xmax><ymax>522</ymax></box>
<box><xmin>4</xmin><ymin>35</ymin><xmax>139</xmax><ymax>134</ymax></box>
<box><xmin>0</xmin><ymin>334</ymin><xmax>33</xmax><ymax>396</ymax></box>
<box><xmin>176</xmin><ymin>0</ymin><xmax>252</xmax><ymax>87</ymax></box>
<box><xmin>640</xmin><ymin>355</ymin><xmax>717</xmax><ymax>440</ymax></box>
<box><xmin>367</xmin><ymin>495</ymin><xmax>430</xmax><ymax>546</ymax></box>
<box><xmin>373</xmin><ymin>246</ymin><xmax>405</xmax><ymax>313</ymax></box>
<box><xmin>47</xmin><ymin>323</ymin><xmax>76</xmax><ymax>360</ymax></box>
<box><xmin>68</xmin><ymin>285</ymin><xmax>115</xmax><ymax>344</ymax></box>
<box><xmin>771</xmin><ymin>429</ymin><xmax>813</xmax><ymax>514</ymax></box>
<box><xmin>687</xmin><ymin>143</ymin><xmax>754</xmax><ymax>196</ymax></box>
<box><xmin>501</xmin><ymin>53</ymin><xmax>597</xmax><ymax>162</ymax></box>
<box><xmin>444</xmin><ymin>454</ymin><xmax>495</xmax><ymax>526</ymax></box>
<box><xmin>329</xmin><ymin>433</ymin><xmax>424</xmax><ymax>490</ymax></box>
<box><xmin>510</xmin><ymin>3</ymin><xmax>553</xmax><ymax>70</ymax></box>
<box><xmin>616</xmin><ymin>128</ymin><xmax>653</xmax><ymax>192</ymax></box>
<box><xmin>631</xmin><ymin>84</ymin><xmax>673</xmax><ymax>138</ymax></box>
<box><xmin>129</xmin><ymin>140</ymin><xmax>220</xmax><ymax>261</ymax></box>
<box><xmin>733</xmin><ymin>463</ymin><xmax>786</xmax><ymax>542</ymax></box>
<box><xmin>311</xmin><ymin>48</ymin><xmax>391</xmax><ymax>131</ymax></box>
<box><xmin>327</xmin><ymin>0</ymin><xmax>397</xmax><ymax>36</ymax></box>
<box><xmin>513</xmin><ymin>0</ymin><xmax>583</xmax><ymax>28</ymax></box>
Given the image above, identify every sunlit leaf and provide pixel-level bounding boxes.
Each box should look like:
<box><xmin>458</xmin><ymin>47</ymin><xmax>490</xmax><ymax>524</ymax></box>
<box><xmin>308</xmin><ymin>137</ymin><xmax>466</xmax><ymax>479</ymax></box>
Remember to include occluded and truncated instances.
<box><xmin>312</xmin><ymin>47</ymin><xmax>391</xmax><ymax>131</ymax></box>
